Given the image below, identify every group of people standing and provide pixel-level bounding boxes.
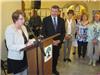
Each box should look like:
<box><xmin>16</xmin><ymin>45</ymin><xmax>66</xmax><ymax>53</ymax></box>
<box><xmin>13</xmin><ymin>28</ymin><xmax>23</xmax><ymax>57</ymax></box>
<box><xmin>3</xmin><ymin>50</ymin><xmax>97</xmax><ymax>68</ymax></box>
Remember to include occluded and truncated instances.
<box><xmin>63</xmin><ymin>8</ymin><xmax>100</xmax><ymax>68</ymax></box>
<box><xmin>5</xmin><ymin>5</ymin><xmax>100</xmax><ymax>75</ymax></box>
<box><xmin>63</xmin><ymin>10</ymin><xmax>89</xmax><ymax>62</ymax></box>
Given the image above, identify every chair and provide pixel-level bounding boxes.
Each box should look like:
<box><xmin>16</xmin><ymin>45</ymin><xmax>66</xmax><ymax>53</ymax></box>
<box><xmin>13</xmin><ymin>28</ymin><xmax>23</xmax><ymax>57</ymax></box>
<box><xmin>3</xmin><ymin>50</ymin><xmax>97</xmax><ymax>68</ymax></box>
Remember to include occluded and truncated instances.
<box><xmin>1</xmin><ymin>59</ymin><xmax>7</xmax><ymax>75</ymax></box>
<box><xmin>1</xmin><ymin>40</ymin><xmax>8</xmax><ymax>75</ymax></box>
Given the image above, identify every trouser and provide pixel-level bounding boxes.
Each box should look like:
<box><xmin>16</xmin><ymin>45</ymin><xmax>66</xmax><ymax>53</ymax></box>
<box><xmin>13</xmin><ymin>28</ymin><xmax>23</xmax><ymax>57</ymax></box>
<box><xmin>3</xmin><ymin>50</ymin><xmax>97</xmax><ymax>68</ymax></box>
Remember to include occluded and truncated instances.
<box><xmin>13</xmin><ymin>68</ymin><xmax>28</xmax><ymax>75</ymax></box>
<box><xmin>98</xmin><ymin>56</ymin><xmax>100</xmax><ymax>63</ymax></box>
<box><xmin>52</xmin><ymin>45</ymin><xmax>61</xmax><ymax>72</ymax></box>
<box><xmin>78</xmin><ymin>41</ymin><xmax>88</xmax><ymax>58</ymax></box>
<box><xmin>87</xmin><ymin>41</ymin><xmax>100</xmax><ymax>61</ymax></box>
<box><xmin>63</xmin><ymin>39</ymin><xmax>72</xmax><ymax>59</ymax></box>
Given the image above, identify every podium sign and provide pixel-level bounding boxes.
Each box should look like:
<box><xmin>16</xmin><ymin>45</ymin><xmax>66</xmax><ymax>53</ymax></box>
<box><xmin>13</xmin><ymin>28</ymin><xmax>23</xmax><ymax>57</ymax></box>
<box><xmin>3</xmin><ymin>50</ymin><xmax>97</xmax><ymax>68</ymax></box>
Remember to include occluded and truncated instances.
<box><xmin>44</xmin><ymin>44</ymin><xmax>52</xmax><ymax>63</ymax></box>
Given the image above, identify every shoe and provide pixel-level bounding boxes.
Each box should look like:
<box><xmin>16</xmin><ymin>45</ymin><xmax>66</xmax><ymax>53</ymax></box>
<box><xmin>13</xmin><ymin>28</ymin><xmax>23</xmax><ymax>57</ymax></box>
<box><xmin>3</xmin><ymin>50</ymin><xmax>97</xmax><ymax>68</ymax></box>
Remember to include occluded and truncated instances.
<box><xmin>67</xmin><ymin>58</ymin><xmax>71</xmax><ymax>62</ymax></box>
<box><xmin>78</xmin><ymin>55</ymin><xmax>81</xmax><ymax>59</ymax></box>
<box><xmin>63</xmin><ymin>58</ymin><xmax>67</xmax><ymax>62</ymax></box>
<box><xmin>93</xmin><ymin>60</ymin><xmax>96</xmax><ymax>67</ymax></box>
<box><xmin>53</xmin><ymin>70</ymin><xmax>59</xmax><ymax>75</ymax></box>
<box><xmin>82</xmin><ymin>56</ymin><xmax>85</xmax><ymax>60</ymax></box>
<box><xmin>93</xmin><ymin>63</ymin><xmax>96</xmax><ymax>67</ymax></box>
<box><xmin>88</xmin><ymin>59</ymin><xmax>92</xmax><ymax>65</ymax></box>
<box><xmin>73</xmin><ymin>52</ymin><xmax>76</xmax><ymax>55</ymax></box>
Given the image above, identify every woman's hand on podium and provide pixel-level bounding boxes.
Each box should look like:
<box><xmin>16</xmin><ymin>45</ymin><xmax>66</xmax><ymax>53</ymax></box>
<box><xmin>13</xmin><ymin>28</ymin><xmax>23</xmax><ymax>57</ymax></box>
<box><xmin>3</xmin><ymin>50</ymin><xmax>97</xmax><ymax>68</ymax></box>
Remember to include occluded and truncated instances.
<box><xmin>26</xmin><ymin>40</ymin><xmax>33</xmax><ymax>46</ymax></box>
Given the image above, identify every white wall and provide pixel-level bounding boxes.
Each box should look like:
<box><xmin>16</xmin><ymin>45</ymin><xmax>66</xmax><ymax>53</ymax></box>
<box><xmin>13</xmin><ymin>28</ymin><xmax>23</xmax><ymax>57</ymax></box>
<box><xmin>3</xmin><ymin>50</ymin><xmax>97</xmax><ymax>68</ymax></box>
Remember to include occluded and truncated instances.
<box><xmin>1</xmin><ymin>1</ymin><xmax>21</xmax><ymax>60</ymax></box>
<box><xmin>0</xmin><ymin>1</ymin><xmax>1</xmax><ymax>73</ymax></box>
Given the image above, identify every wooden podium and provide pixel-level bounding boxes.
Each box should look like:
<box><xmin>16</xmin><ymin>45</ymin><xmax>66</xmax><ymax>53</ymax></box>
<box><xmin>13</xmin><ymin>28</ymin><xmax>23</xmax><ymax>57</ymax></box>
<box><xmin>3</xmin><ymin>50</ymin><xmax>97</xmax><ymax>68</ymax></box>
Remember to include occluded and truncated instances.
<box><xmin>21</xmin><ymin>34</ymin><xmax>60</xmax><ymax>75</ymax></box>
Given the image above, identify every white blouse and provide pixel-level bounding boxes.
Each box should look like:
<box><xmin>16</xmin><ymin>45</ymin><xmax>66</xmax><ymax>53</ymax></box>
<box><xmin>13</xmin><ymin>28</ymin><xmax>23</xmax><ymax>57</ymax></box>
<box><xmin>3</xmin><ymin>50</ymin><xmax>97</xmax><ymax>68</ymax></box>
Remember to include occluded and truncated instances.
<box><xmin>67</xmin><ymin>19</ymin><xmax>72</xmax><ymax>35</ymax></box>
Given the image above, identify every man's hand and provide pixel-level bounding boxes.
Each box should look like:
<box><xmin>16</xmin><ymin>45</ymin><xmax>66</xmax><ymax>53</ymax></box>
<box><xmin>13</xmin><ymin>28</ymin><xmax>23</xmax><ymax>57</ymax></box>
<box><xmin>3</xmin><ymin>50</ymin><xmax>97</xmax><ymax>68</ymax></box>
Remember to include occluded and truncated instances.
<box><xmin>53</xmin><ymin>40</ymin><xmax>61</xmax><ymax>46</ymax></box>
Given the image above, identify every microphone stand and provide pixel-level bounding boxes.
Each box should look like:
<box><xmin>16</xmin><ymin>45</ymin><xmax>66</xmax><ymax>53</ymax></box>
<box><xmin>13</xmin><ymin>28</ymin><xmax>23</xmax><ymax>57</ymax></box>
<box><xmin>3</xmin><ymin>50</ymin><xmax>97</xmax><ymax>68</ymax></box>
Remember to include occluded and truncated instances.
<box><xmin>25</xmin><ymin>21</ymin><xmax>46</xmax><ymax>56</ymax></box>
<box><xmin>25</xmin><ymin>21</ymin><xmax>46</xmax><ymax>75</ymax></box>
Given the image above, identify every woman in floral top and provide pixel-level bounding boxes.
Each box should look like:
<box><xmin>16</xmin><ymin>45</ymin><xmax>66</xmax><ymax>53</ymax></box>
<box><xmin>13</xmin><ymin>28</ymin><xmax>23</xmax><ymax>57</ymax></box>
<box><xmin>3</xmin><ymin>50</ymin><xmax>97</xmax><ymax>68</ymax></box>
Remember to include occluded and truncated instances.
<box><xmin>87</xmin><ymin>12</ymin><xmax>100</xmax><ymax>66</ymax></box>
<box><xmin>77</xmin><ymin>13</ymin><xmax>89</xmax><ymax>59</ymax></box>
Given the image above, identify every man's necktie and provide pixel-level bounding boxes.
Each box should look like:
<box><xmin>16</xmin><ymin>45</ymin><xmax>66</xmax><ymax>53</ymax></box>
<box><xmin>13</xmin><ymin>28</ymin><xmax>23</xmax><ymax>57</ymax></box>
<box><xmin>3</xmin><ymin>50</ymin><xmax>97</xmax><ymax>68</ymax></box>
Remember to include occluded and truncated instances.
<box><xmin>53</xmin><ymin>17</ymin><xmax>57</xmax><ymax>30</ymax></box>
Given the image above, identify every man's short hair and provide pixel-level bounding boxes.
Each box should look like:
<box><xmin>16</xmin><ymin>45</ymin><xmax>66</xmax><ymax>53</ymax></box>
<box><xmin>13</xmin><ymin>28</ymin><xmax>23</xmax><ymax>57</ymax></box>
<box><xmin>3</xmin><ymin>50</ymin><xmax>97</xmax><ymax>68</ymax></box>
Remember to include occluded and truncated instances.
<box><xmin>51</xmin><ymin>5</ymin><xmax>60</xmax><ymax>10</ymax></box>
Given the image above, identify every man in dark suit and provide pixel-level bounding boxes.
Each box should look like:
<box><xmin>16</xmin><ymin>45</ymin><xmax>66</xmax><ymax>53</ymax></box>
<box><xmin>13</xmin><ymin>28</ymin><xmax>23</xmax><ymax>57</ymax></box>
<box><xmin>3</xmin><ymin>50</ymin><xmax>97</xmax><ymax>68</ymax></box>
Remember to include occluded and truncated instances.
<box><xmin>42</xmin><ymin>5</ymin><xmax>65</xmax><ymax>75</ymax></box>
<box><xmin>28</xmin><ymin>10</ymin><xmax>42</xmax><ymax>37</ymax></box>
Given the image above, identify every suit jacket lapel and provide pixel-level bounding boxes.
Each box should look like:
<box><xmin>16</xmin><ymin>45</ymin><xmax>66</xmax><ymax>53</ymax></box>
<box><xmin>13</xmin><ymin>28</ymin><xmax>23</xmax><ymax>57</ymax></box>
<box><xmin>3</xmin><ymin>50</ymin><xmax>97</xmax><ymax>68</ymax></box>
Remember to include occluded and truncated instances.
<box><xmin>55</xmin><ymin>18</ymin><xmax>59</xmax><ymax>31</ymax></box>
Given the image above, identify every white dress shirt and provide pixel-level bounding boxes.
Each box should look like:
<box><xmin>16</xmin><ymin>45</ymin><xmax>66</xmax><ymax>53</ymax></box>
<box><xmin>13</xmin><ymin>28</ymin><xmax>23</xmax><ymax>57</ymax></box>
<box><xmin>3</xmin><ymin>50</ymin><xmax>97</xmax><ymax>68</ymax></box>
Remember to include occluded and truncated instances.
<box><xmin>51</xmin><ymin>16</ymin><xmax>58</xmax><ymax>25</ymax></box>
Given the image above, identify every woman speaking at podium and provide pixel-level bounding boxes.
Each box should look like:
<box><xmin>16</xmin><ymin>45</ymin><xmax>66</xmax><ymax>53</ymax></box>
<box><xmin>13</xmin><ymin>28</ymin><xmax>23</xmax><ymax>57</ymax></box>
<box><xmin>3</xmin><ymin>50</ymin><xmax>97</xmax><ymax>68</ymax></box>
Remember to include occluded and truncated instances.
<box><xmin>5</xmin><ymin>10</ymin><xmax>32</xmax><ymax>75</ymax></box>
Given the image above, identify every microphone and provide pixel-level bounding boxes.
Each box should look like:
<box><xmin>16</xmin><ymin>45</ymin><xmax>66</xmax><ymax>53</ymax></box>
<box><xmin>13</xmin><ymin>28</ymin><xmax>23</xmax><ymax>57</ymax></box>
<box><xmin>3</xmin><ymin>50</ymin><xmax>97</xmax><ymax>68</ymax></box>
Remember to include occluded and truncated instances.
<box><xmin>25</xmin><ymin>21</ymin><xmax>46</xmax><ymax>56</ymax></box>
<box><xmin>24</xmin><ymin>21</ymin><xmax>37</xmax><ymax>39</ymax></box>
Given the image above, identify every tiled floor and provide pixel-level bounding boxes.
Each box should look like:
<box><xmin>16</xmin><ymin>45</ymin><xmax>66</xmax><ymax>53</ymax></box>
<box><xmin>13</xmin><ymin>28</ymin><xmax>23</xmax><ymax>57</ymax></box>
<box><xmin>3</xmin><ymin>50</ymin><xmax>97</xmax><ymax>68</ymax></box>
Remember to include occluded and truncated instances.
<box><xmin>1</xmin><ymin>45</ymin><xmax>100</xmax><ymax>75</ymax></box>
<box><xmin>57</xmin><ymin>45</ymin><xmax>100</xmax><ymax>75</ymax></box>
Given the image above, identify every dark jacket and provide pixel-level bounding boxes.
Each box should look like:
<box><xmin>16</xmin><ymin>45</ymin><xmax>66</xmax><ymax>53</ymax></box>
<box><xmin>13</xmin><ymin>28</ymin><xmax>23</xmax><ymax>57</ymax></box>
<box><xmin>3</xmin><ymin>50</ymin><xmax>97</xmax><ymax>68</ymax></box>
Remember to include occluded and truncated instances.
<box><xmin>29</xmin><ymin>16</ymin><xmax>42</xmax><ymax>36</ymax></box>
<box><xmin>42</xmin><ymin>16</ymin><xmax>65</xmax><ymax>43</ymax></box>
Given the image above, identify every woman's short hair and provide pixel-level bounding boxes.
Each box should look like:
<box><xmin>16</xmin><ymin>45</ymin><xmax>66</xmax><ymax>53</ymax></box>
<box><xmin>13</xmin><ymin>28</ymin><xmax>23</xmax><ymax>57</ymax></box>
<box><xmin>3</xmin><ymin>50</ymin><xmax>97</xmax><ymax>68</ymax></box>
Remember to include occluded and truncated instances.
<box><xmin>12</xmin><ymin>10</ymin><xmax>25</xmax><ymax>23</ymax></box>
<box><xmin>67</xmin><ymin>10</ymin><xmax>74</xmax><ymax>15</ymax></box>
